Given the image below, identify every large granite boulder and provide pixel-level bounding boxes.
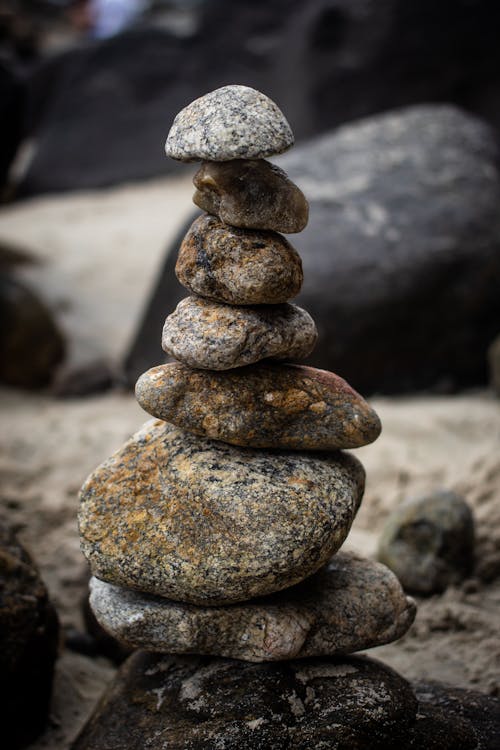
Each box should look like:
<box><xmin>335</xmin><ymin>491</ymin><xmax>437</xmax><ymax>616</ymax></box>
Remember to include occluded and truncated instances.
<box><xmin>71</xmin><ymin>651</ymin><xmax>418</xmax><ymax>749</ymax></box>
<box><xmin>0</xmin><ymin>522</ymin><xmax>59</xmax><ymax>749</ymax></box>
<box><xmin>20</xmin><ymin>0</ymin><xmax>500</xmax><ymax>194</ymax></box>
<box><xmin>125</xmin><ymin>105</ymin><xmax>500</xmax><ymax>394</ymax></box>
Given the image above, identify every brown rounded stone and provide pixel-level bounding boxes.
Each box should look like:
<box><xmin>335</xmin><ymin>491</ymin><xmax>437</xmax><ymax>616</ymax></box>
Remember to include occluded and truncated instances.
<box><xmin>136</xmin><ymin>362</ymin><xmax>381</xmax><ymax>450</ymax></box>
<box><xmin>192</xmin><ymin>159</ymin><xmax>309</xmax><ymax>233</ymax></box>
<box><xmin>89</xmin><ymin>552</ymin><xmax>416</xmax><ymax>661</ymax></box>
<box><xmin>161</xmin><ymin>296</ymin><xmax>317</xmax><ymax>370</ymax></box>
<box><xmin>176</xmin><ymin>214</ymin><xmax>303</xmax><ymax>304</ymax></box>
<box><xmin>78</xmin><ymin>419</ymin><xmax>365</xmax><ymax>605</ymax></box>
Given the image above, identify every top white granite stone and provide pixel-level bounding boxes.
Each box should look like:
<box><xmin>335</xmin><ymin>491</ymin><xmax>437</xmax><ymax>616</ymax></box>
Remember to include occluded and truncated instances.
<box><xmin>165</xmin><ymin>85</ymin><xmax>294</xmax><ymax>162</ymax></box>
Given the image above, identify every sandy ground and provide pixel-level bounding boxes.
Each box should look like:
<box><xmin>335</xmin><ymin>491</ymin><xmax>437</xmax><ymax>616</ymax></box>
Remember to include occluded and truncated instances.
<box><xmin>1</xmin><ymin>177</ymin><xmax>499</xmax><ymax>748</ymax></box>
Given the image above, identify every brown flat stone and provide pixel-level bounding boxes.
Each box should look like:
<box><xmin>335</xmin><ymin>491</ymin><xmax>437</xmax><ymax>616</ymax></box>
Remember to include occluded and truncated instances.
<box><xmin>161</xmin><ymin>296</ymin><xmax>317</xmax><ymax>370</ymax></box>
<box><xmin>78</xmin><ymin>419</ymin><xmax>365</xmax><ymax>605</ymax></box>
<box><xmin>176</xmin><ymin>214</ymin><xmax>303</xmax><ymax>304</ymax></box>
<box><xmin>193</xmin><ymin>159</ymin><xmax>309</xmax><ymax>233</ymax></box>
<box><xmin>89</xmin><ymin>552</ymin><xmax>415</xmax><ymax>661</ymax></box>
<box><xmin>136</xmin><ymin>362</ymin><xmax>381</xmax><ymax>450</ymax></box>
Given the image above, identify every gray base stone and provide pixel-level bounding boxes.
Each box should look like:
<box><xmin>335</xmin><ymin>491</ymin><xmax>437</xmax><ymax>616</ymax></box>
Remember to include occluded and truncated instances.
<box><xmin>89</xmin><ymin>552</ymin><xmax>415</xmax><ymax>661</ymax></box>
<box><xmin>71</xmin><ymin>651</ymin><xmax>418</xmax><ymax>750</ymax></box>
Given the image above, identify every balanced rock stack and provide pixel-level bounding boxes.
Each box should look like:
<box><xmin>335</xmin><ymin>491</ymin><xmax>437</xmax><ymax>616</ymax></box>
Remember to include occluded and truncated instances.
<box><xmin>77</xmin><ymin>87</ymin><xmax>417</xmax><ymax>743</ymax></box>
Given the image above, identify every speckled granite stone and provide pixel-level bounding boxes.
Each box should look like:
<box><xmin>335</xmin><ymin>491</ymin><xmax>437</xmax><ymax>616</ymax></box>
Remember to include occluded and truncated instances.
<box><xmin>136</xmin><ymin>362</ymin><xmax>381</xmax><ymax>450</ymax></box>
<box><xmin>72</xmin><ymin>651</ymin><xmax>418</xmax><ymax>750</ymax></box>
<box><xmin>89</xmin><ymin>552</ymin><xmax>415</xmax><ymax>661</ymax></box>
<box><xmin>165</xmin><ymin>85</ymin><xmax>294</xmax><ymax>162</ymax></box>
<box><xmin>162</xmin><ymin>296</ymin><xmax>317</xmax><ymax>370</ymax></box>
<box><xmin>78</xmin><ymin>420</ymin><xmax>365</xmax><ymax>605</ymax></box>
<box><xmin>176</xmin><ymin>214</ymin><xmax>303</xmax><ymax>304</ymax></box>
<box><xmin>193</xmin><ymin>159</ymin><xmax>309</xmax><ymax>233</ymax></box>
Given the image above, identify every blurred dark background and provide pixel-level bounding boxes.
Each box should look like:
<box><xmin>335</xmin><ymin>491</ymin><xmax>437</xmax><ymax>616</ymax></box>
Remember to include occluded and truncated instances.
<box><xmin>1</xmin><ymin>0</ymin><xmax>500</xmax><ymax>194</ymax></box>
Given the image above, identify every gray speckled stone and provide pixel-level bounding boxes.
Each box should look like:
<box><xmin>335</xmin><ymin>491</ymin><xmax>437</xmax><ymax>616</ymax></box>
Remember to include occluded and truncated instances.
<box><xmin>378</xmin><ymin>489</ymin><xmax>475</xmax><ymax>595</ymax></box>
<box><xmin>89</xmin><ymin>552</ymin><xmax>415</xmax><ymax>661</ymax></box>
<box><xmin>72</xmin><ymin>651</ymin><xmax>418</xmax><ymax>750</ymax></box>
<box><xmin>162</xmin><ymin>296</ymin><xmax>317</xmax><ymax>370</ymax></box>
<box><xmin>193</xmin><ymin>159</ymin><xmax>309</xmax><ymax>233</ymax></box>
<box><xmin>165</xmin><ymin>85</ymin><xmax>294</xmax><ymax>162</ymax></box>
<box><xmin>78</xmin><ymin>419</ymin><xmax>365</xmax><ymax>605</ymax></box>
<box><xmin>136</xmin><ymin>362</ymin><xmax>381</xmax><ymax>450</ymax></box>
<box><xmin>176</xmin><ymin>214</ymin><xmax>303</xmax><ymax>304</ymax></box>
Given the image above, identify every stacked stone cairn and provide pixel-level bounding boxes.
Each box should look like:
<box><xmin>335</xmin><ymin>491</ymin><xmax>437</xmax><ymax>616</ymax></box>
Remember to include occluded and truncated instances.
<box><xmin>77</xmin><ymin>86</ymin><xmax>418</xmax><ymax>744</ymax></box>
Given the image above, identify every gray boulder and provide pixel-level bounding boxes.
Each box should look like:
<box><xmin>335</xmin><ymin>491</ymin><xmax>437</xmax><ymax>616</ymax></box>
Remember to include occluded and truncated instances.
<box><xmin>125</xmin><ymin>105</ymin><xmax>500</xmax><ymax>394</ymax></box>
<box><xmin>378</xmin><ymin>490</ymin><xmax>475</xmax><ymax>594</ymax></box>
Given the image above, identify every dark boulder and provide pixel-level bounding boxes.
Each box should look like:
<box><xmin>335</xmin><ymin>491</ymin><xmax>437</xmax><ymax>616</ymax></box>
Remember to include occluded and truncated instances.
<box><xmin>72</xmin><ymin>651</ymin><xmax>417</xmax><ymax>749</ymax></box>
<box><xmin>0</xmin><ymin>522</ymin><xmax>59</xmax><ymax>749</ymax></box>
<box><xmin>412</xmin><ymin>682</ymin><xmax>500</xmax><ymax>750</ymax></box>
<box><xmin>0</xmin><ymin>273</ymin><xmax>65</xmax><ymax>388</ymax></box>
<box><xmin>0</xmin><ymin>60</ymin><xmax>24</xmax><ymax>189</ymax></box>
<box><xmin>124</xmin><ymin>105</ymin><xmax>500</xmax><ymax>394</ymax></box>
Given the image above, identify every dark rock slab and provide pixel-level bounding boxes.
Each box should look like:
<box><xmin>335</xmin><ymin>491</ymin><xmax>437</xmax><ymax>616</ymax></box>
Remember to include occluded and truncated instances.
<box><xmin>71</xmin><ymin>651</ymin><xmax>418</xmax><ymax>750</ymax></box>
<box><xmin>124</xmin><ymin>105</ymin><xmax>500</xmax><ymax>394</ymax></box>
<box><xmin>0</xmin><ymin>522</ymin><xmax>59</xmax><ymax>749</ymax></box>
<box><xmin>412</xmin><ymin>682</ymin><xmax>500</xmax><ymax>750</ymax></box>
<box><xmin>0</xmin><ymin>273</ymin><xmax>65</xmax><ymax>388</ymax></box>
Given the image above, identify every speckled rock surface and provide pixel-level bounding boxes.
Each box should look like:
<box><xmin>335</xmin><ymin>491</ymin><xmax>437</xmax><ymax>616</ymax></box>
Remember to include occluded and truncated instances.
<box><xmin>78</xmin><ymin>419</ymin><xmax>365</xmax><ymax>605</ymax></box>
<box><xmin>72</xmin><ymin>651</ymin><xmax>418</xmax><ymax>750</ymax></box>
<box><xmin>165</xmin><ymin>85</ymin><xmax>294</xmax><ymax>162</ymax></box>
<box><xmin>136</xmin><ymin>362</ymin><xmax>381</xmax><ymax>450</ymax></box>
<box><xmin>89</xmin><ymin>552</ymin><xmax>415</xmax><ymax>661</ymax></box>
<box><xmin>176</xmin><ymin>214</ymin><xmax>303</xmax><ymax>304</ymax></box>
<box><xmin>193</xmin><ymin>159</ymin><xmax>309</xmax><ymax>232</ymax></box>
<box><xmin>378</xmin><ymin>489</ymin><xmax>475</xmax><ymax>595</ymax></box>
<box><xmin>162</xmin><ymin>296</ymin><xmax>317</xmax><ymax>370</ymax></box>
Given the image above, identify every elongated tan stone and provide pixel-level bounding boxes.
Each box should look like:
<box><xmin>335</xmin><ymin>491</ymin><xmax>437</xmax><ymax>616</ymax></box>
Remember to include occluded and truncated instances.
<box><xmin>136</xmin><ymin>362</ymin><xmax>381</xmax><ymax>450</ymax></box>
<box><xmin>162</xmin><ymin>296</ymin><xmax>317</xmax><ymax>370</ymax></box>
<box><xmin>78</xmin><ymin>420</ymin><xmax>365</xmax><ymax>605</ymax></box>
<box><xmin>193</xmin><ymin>159</ymin><xmax>309</xmax><ymax>233</ymax></box>
<box><xmin>89</xmin><ymin>552</ymin><xmax>415</xmax><ymax>662</ymax></box>
<box><xmin>176</xmin><ymin>214</ymin><xmax>303</xmax><ymax>304</ymax></box>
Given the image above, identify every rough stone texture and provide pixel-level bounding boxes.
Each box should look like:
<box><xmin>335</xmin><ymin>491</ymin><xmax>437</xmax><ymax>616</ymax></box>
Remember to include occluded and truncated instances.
<box><xmin>78</xmin><ymin>419</ymin><xmax>365</xmax><ymax>605</ymax></box>
<box><xmin>136</xmin><ymin>362</ymin><xmax>381</xmax><ymax>450</ymax></box>
<box><xmin>176</xmin><ymin>214</ymin><xmax>303</xmax><ymax>304</ymax></box>
<box><xmin>0</xmin><ymin>274</ymin><xmax>65</xmax><ymax>388</ymax></box>
<box><xmin>0</xmin><ymin>522</ymin><xmax>59</xmax><ymax>749</ymax></box>
<box><xmin>165</xmin><ymin>85</ymin><xmax>294</xmax><ymax>162</ymax></box>
<box><xmin>193</xmin><ymin>159</ymin><xmax>309</xmax><ymax>233</ymax></box>
<box><xmin>162</xmin><ymin>296</ymin><xmax>317</xmax><ymax>370</ymax></box>
<box><xmin>123</xmin><ymin>106</ymin><xmax>500</xmax><ymax>393</ymax></box>
<box><xmin>20</xmin><ymin>2</ymin><xmax>500</xmax><ymax>195</ymax></box>
<box><xmin>378</xmin><ymin>490</ymin><xmax>475</xmax><ymax>595</ymax></box>
<box><xmin>71</xmin><ymin>651</ymin><xmax>417</xmax><ymax>750</ymax></box>
<box><xmin>412</xmin><ymin>682</ymin><xmax>500</xmax><ymax>750</ymax></box>
<box><xmin>89</xmin><ymin>552</ymin><xmax>415</xmax><ymax>661</ymax></box>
